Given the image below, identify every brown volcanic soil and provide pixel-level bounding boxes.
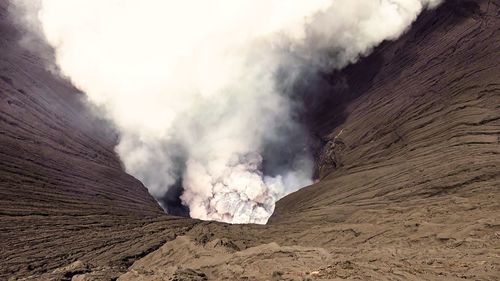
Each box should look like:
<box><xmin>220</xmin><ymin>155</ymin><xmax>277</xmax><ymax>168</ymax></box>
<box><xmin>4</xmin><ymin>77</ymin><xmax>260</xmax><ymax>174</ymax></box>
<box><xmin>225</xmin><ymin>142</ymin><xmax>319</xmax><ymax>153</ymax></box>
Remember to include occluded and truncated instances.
<box><xmin>1</xmin><ymin>0</ymin><xmax>499</xmax><ymax>280</ymax></box>
<box><xmin>0</xmin><ymin>1</ymin><xmax>196</xmax><ymax>278</ymax></box>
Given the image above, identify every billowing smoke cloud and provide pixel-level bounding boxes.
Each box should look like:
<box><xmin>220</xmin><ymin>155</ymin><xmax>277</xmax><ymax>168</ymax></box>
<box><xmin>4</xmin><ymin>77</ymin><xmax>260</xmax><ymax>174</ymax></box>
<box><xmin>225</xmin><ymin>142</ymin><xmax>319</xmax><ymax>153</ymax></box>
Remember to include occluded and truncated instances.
<box><xmin>13</xmin><ymin>0</ymin><xmax>441</xmax><ymax>224</ymax></box>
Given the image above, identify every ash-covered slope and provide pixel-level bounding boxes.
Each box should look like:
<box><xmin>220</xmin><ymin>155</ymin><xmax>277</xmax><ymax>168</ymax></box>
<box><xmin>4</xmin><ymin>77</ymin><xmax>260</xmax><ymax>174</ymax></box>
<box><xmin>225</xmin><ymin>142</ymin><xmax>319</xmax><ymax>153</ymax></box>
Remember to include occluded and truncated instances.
<box><xmin>117</xmin><ymin>1</ymin><xmax>499</xmax><ymax>280</ymax></box>
<box><xmin>0</xmin><ymin>0</ymin><xmax>163</xmax><ymax>219</ymax></box>
<box><xmin>1</xmin><ymin>0</ymin><xmax>499</xmax><ymax>280</ymax></box>
<box><xmin>273</xmin><ymin>0</ymin><xmax>500</xmax><ymax>221</ymax></box>
<box><xmin>0</xmin><ymin>1</ymin><xmax>196</xmax><ymax>278</ymax></box>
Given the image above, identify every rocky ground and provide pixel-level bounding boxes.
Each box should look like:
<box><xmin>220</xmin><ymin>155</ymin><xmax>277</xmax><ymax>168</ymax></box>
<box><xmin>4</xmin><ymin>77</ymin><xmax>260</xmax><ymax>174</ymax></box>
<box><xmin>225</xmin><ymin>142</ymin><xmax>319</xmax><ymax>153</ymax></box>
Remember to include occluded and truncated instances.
<box><xmin>1</xmin><ymin>0</ymin><xmax>499</xmax><ymax>280</ymax></box>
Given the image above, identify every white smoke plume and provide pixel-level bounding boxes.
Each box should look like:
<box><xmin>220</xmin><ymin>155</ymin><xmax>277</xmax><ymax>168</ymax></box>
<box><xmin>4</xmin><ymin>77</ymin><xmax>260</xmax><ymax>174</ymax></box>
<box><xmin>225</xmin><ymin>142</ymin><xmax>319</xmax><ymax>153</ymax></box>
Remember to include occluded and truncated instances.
<box><xmin>13</xmin><ymin>0</ymin><xmax>441</xmax><ymax>224</ymax></box>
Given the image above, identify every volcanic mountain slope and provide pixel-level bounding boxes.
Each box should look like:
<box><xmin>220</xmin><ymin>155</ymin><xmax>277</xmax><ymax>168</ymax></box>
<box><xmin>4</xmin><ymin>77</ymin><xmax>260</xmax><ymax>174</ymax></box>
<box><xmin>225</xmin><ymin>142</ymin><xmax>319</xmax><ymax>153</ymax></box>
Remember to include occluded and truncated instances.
<box><xmin>116</xmin><ymin>1</ymin><xmax>499</xmax><ymax>280</ymax></box>
<box><xmin>1</xmin><ymin>0</ymin><xmax>499</xmax><ymax>280</ymax></box>
<box><xmin>0</xmin><ymin>1</ymin><xmax>196</xmax><ymax>278</ymax></box>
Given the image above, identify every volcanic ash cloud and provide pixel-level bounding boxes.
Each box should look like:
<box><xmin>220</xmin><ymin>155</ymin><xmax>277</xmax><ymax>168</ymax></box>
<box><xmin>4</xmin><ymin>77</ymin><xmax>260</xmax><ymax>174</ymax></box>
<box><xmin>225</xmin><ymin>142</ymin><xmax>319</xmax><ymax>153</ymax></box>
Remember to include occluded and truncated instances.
<box><xmin>14</xmin><ymin>0</ymin><xmax>442</xmax><ymax>223</ymax></box>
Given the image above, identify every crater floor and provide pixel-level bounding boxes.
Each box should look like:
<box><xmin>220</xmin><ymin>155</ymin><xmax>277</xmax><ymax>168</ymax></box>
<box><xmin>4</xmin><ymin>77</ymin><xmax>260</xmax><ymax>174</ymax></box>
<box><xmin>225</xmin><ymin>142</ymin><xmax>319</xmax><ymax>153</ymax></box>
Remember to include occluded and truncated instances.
<box><xmin>1</xmin><ymin>0</ymin><xmax>499</xmax><ymax>280</ymax></box>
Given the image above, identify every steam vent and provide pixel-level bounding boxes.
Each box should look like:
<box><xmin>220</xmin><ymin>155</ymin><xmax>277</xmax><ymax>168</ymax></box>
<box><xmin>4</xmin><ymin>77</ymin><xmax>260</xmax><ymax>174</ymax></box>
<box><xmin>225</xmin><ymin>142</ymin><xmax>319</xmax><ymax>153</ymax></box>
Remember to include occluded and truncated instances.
<box><xmin>1</xmin><ymin>0</ymin><xmax>499</xmax><ymax>280</ymax></box>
